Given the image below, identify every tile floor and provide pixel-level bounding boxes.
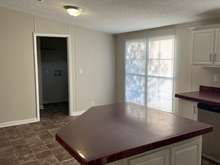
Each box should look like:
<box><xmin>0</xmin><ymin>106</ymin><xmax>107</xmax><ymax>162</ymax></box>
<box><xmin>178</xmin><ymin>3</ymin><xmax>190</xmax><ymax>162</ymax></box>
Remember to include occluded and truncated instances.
<box><xmin>0</xmin><ymin>103</ymin><xmax>78</xmax><ymax>165</ymax></box>
<box><xmin>0</xmin><ymin>103</ymin><xmax>219</xmax><ymax>165</ymax></box>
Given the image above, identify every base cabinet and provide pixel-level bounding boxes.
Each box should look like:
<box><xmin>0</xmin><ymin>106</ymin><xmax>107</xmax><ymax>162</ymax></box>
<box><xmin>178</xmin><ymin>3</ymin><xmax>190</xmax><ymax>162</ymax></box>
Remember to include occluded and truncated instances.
<box><xmin>128</xmin><ymin>150</ymin><xmax>169</xmax><ymax>165</ymax></box>
<box><xmin>171</xmin><ymin>138</ymin><xmax>201</xmax><ymax>165</ymax></box>
<box><xmin>108</xmin><ymin>136</ymin><xmax>202</xmax><ymax>165</ymax></box>
<box><xmin>178</xmin><ymin>100</ymin><xmax>198</xmax><ymax>121</ymax></box>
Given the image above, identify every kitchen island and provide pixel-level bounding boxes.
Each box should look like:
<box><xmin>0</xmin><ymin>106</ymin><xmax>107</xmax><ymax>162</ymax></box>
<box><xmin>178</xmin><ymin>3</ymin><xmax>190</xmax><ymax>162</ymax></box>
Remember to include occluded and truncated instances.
<box><xmin>56</xmin><ymin>103</ymin><xmax>212</xmax><ymax>165</ymax></box>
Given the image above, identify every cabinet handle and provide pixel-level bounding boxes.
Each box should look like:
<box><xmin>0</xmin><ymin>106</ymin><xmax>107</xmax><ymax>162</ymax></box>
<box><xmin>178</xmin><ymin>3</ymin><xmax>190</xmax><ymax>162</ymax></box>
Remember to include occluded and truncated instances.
<box><xmin>213</xmin><ymin>53</ymin><xmax>217</xmax><ymax>62</ymax></box>
<box><xmin>193</xmin><ymin>106</ymin><xmax>196</xmax><ymax>114</ymax></box>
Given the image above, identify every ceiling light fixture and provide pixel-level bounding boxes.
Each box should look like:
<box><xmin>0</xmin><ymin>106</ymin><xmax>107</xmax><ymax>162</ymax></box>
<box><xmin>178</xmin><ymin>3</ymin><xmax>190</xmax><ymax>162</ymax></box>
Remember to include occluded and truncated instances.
<box><xmin>64</xmin><ymin>6</ymin><xmax>82</xmax><ymax>17</ymax></box>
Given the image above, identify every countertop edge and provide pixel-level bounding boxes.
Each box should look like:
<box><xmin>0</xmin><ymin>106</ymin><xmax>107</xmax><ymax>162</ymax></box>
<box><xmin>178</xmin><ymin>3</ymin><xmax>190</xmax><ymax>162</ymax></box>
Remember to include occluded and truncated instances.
<box><xmin>175</xmin><ymin>93</ymin><xmax>220</xmax><ymax>106</ymax></box>
<box><xmin>56</xmin><ymin>135</ymin><xmax>88</xmax><ymax>165</ymax></box>
<box><xmin>56</xmin><ymin>126</ymin><xmax>213</xmax><ymax>165</ymax></box>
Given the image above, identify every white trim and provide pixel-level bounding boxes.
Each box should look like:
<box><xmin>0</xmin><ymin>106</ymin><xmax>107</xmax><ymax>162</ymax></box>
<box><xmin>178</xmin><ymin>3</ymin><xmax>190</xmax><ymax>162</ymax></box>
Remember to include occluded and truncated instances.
<box><xmin>0</xmin><ymin>118</ymin><xmax>39</xmax><ymax>128</ymax></box>
<box><xmin>34</xmin><ymin>33</ymin><xmax>70</xmax><ymax>38</ymax></box>
<box><xmin>148</xmin><ymin>35</ymin><xmax>176</xmax><ymax>42</ymax></box>
<box><xmin>33</xmin><ymin>33</ymin><xmax>40</xmax><ymax>120</ymax></box>
<box><xmin>70</xmin><ymin>110</ymin><xmax>87</xmax><ymax>116</ymax></box>
<box><xmin>33</xmin><ymin>33</ymin><xmax>75</xmax><ymax>119</ymax></box>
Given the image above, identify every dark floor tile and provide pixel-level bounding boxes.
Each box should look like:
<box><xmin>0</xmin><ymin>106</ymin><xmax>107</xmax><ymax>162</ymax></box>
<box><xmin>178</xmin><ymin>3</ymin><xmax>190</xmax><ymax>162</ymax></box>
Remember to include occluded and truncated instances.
<box><xmin>3</xmin><ymin>126</ymin><xmax>16</xmax><ymax>132</ymax></box>
<box><xmin>40</xmin><ymin>120</ymin><xmax>55</xmax><ymax>130</ymax></box>
<box><xmin>11</xmin><ymin>138</ymin><xmax>27</xmax><ymax>147</ymax></box>
<box><xmin>30</xmin><ymin>142</ymin><xmax>49</xmax><ymax>154</ymax></box>
<box><xmin>16</xmin><ymin>124</ymin><xmax>31</xmax><ymax>132</ymax></box>
<box><xmin>25</xmin><ymin>135</ymin><xmax>41</xmax><ymax>146</ymax></box>
<box><xmin>5</xmin><ymin>129</ymin><xmax>23</xmax><ymax>141</ymax></box>
<box><xmin>0</xmin><ymin>139</ymin><xmax>10</xmax><ymax>148</ymax></box>
<box><xmin>35</xmin><ymin>150</ymin><xmax>53</xmax><ymax>160</ymax></box>
<box><xmin>30</xmin><ymin>123</ymin><xmax>46</xmax><ymax>132</ymax></box>
<box><xmin>52</xmin><ymin>147</ymin><xmax>72</xmax><ymax>162</ymax></box>
<box><xmin>48</xmin><ymin>128</ymin><xmax>61</xmax><ymax>137</ymax></box>
<box><xmin>0</xmin><ymin>157</ymin><xmax>18</xmax><ymax>165</ymax></box>
<box><xmin>62</xmin><ymin>159</ymin><xmax>79</xmax><ymax>165</ymax></box>
<box><xmin>14</xmin><ymin>146</ymin><xmax>36</xmax><ymax>164</ymax></box>
<box><xmin>0</xmin><ymin>132</ymin><xmax>7</xmax><ymax>141</ymax></box>
<box><xmin>0</xmin><ymin>147</ymin><xmax>16</xmax><ymax>161</ymax></box>
<box><xmin>45</xmin><ymin>140</ymin><xmax>62</xmax><ymax>150</ymax></box>
<box><xmin>17</xmin><ymin>125</ymin><xmax>36</xmax><ymax>137</ymax></box>
<box><xmin>38</xmin><ymin>154</ymin><xmax>60</xmax><ymax>165</ymax></box>
<box><xmin>0</xmin><ymin>128</ymin><xmax>5</xmax><ymax>133</ymax></box>
<box><xmin>38</xmin><ymin>130</ymin><xmax>53</xmax><ymax>141</ymax></box>
<box><xmin>20</xmin><ymin>160</ymin><xmax>40</xmax><ymax>165</ymax></box>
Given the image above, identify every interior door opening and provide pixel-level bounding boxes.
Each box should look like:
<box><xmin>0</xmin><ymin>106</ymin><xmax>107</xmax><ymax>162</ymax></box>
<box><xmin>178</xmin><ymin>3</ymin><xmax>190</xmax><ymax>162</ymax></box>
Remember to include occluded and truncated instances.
<box><xmin>35</xmin><ymin>36</ymin><xmax>70</xmax><ymax>119</ymax></box>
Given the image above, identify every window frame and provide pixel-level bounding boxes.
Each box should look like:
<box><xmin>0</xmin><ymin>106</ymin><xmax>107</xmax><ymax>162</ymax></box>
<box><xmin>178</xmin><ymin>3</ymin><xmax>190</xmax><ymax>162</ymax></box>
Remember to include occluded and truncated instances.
<box><xmin>124</xmin><ymin>35</ymin><xmax>176</xmax><ymax>112</ymax></box>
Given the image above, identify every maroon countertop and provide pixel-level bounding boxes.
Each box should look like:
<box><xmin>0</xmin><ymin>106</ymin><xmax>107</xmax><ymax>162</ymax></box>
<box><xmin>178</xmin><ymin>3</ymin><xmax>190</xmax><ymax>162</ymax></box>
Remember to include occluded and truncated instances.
<box><xmin>175</xmin><ymin>86</ymin><xmax>220</xmax><ymax>106</ymax></box>
<box><xmin>56</xmin><ymin>102</ymin><xmax>212</xmax><ymax>165</ymax></box>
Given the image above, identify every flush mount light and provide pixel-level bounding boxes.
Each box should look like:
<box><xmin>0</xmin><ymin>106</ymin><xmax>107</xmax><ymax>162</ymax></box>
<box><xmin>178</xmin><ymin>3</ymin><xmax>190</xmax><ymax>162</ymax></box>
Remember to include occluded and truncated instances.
<box><xmin>64</xmin><ymin>6</ymin><xmax>82</xmax><ymax>17</ymax></box>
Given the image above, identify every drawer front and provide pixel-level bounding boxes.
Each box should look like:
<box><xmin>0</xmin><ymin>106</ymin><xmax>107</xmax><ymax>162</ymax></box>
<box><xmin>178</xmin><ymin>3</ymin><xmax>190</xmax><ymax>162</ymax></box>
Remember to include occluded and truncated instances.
<box><xmin>128</xmin><ymin>150</ymin><xmax>170</xmax><ymax>165</ymax></box>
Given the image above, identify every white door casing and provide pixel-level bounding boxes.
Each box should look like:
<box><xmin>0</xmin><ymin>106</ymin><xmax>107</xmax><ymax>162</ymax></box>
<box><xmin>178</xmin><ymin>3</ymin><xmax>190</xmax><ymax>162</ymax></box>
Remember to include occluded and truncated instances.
<box><xmin>33</xmin><ymin>33</ymin><xmax>75</xmax><ymax>120</ymax></box>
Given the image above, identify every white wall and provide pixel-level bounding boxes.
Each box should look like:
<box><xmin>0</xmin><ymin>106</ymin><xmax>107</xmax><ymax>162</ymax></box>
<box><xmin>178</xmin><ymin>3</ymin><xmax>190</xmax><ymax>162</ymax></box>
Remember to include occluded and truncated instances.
<box><xmin>191</xmin><ymin>66</ymin><xmax>220</xmax><ymax>90</ymax></box>
<box><xmin>74</xmin><ymin>27</ymin><xmax>115</xmax><ymax>111</ymax></box>
<box><xmin>0</xmin><ymin>7</ymin><xmax>115</xmax><ymax>125</ymax></box>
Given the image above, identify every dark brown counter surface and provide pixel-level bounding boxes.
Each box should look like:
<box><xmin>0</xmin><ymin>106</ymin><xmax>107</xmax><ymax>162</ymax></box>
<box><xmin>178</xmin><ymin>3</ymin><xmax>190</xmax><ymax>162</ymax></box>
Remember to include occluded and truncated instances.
<box><xmin>175</xmin><ymin>86</ymin><xmax>220</xmax><ymax>106</ymax></box>
<box><xmin>56</xmin><ymin>103</ymin><xmax>212</xmax><ymax>165</ymax></box>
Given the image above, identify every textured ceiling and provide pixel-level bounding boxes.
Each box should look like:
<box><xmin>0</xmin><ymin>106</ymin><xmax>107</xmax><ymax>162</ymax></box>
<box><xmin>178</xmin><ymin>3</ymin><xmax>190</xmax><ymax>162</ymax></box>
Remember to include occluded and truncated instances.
<box><xmin>1</xmin><ymin>0</ymin><xmax>220</xmax><ymax>34</ymax></box>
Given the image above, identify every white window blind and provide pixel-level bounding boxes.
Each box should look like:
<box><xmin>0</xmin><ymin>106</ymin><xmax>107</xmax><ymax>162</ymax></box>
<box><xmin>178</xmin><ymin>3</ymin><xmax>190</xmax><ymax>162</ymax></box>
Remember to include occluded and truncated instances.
<box><xmin>125</xmin><ymin>36</ymin><xmax>175</xmax><ymax>112</ymax></box>
<box><xmin>125</xmin><ymin>40</ymin><xmax>146</xmax><ymax>105</ymax></box>
<box><xmin>147</xmin><ymin>36</ymin><xmax>175</xmax><ymax>112</ymax></box>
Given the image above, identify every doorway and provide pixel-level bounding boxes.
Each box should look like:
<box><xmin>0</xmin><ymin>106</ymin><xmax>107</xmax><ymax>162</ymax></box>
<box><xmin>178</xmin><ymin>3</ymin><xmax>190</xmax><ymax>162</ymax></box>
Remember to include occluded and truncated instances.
<box><xmin>34</xmin><ymin>34</ymin><xmax>73</xmax><ymax>120</ymax></box>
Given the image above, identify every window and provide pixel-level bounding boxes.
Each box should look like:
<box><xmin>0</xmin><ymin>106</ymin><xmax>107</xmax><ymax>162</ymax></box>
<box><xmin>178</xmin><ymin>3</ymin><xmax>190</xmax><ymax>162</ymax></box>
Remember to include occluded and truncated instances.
<box><xmin>125</xmin><ymin>40</ymin><xmax>146</xmax><ymax>105</ymax></box>
<box><xmin>125</xmin><ymin>36</ymin><xmax>175</xmax><ymax>112</ymax></box>
<box><xmin>147</xmin><ymin>36</ymin><xmax>175</xmax><ymax>112</ymax></box>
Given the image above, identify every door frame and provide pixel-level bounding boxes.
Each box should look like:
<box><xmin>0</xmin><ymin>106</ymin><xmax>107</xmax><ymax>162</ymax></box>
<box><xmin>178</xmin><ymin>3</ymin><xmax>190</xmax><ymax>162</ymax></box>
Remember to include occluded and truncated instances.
<box><xmin>33</xmin><ymin>33</ymin><xmax>74</xmax><ymax>120</ymax></box>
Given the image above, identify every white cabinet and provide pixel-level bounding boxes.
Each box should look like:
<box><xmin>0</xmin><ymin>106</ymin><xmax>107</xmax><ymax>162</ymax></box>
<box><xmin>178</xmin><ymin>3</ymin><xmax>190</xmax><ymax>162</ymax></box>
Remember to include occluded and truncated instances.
<box><xmin>192</xmin><ymin>28</ymin><xmax>220</xmax><ymax>65</ymax></box>
<box><xmin>108</xmin><ymin>137</ymin><xmax>202</xmax><ymax>165</ymax></box>
<box><xmin>178</xmin><ymin>100</ymin><xmax>198</xmax><ymax>121</ymax></box>
<box><xmin>128</xmin><ymin>150</ymin><xmax>170</xmax><ymax>165</ymax></box>
<box><xmin>214</xmin><ymin>28</ymin><xmax>220</xmax><ymax>64</ymax></box>
<box><xmin>192</xmin><ymin>29</ymin><xmax>215</xmax><ymax>65</ymax></box>
<box><xmin>171</xmin><ymin>137</ymin><xmax>202</xmax><ymax>165</ymax></box>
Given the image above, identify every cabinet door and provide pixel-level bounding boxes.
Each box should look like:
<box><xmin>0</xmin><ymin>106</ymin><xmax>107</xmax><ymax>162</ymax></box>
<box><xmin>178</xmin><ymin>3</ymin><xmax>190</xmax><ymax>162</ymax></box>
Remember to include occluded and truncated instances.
<box><xmin>214</xmin><ymin>28</ymin><xmax>220</xmax><ymax>64</ymax></box>
<box><xmin>128</xmin><ymin>150</ymin><xmax>170</xmax><ymax>165</ymax></box>
<box><xmin>178</xmin><ymin>100</ymin><xmax>198</xmax><ymax>121</ymax></box>
<box><xmin>171</xmin><ymin>137</ymin><xmax>202</xmax><ymax>165</ymax></box>
<box><xmin>192</xmin><ymin>29</ymin><xmax>215</xmax><ymax>65</ymax></box>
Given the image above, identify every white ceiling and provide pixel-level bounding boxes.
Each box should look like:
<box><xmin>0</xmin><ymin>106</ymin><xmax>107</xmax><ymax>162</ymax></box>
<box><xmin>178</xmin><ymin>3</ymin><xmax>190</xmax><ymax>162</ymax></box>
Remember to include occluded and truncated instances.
<box><xmin>1</xmin><ymin>0</ymin><xmax>220</xmax><ymax>34</ymax></box>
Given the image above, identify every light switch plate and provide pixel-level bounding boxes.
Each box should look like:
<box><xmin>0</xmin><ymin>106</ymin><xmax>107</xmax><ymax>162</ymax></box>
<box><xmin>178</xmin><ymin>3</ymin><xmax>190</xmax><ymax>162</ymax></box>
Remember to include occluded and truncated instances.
<box><xmin>79</xmin><ymin>69</ymin><xmax>84</xmax><ymax>75</ymax></box>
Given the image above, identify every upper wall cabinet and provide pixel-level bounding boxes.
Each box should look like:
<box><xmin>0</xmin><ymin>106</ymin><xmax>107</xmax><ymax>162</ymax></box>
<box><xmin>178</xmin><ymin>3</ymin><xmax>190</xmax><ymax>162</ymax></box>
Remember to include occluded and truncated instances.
<box><xmin>192</xmin><ymin>29</ymin><xmax>215</xmax><ymax>65</ymax></box>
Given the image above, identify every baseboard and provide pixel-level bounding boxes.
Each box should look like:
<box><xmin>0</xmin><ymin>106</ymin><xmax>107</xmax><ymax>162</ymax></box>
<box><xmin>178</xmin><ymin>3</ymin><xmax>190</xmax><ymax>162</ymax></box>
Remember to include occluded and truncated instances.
<box><xmin>203</xmin><ymin>153</ymin><xmax>220</xmax><ymax>164</ymax></box>
<box><xmin>0</xmin><ymin>118</ymin><xmax>39</xmax><ymax>128</ymax></box>
<box><xmin>43</xmin><ymin>100</ymin><xmax>68</xmax><ymax>105</ymax></box>
<box><xmin>70</xmin><ymin>110</ymin><xmax>86</xmax><ymax>116</ymax></box>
